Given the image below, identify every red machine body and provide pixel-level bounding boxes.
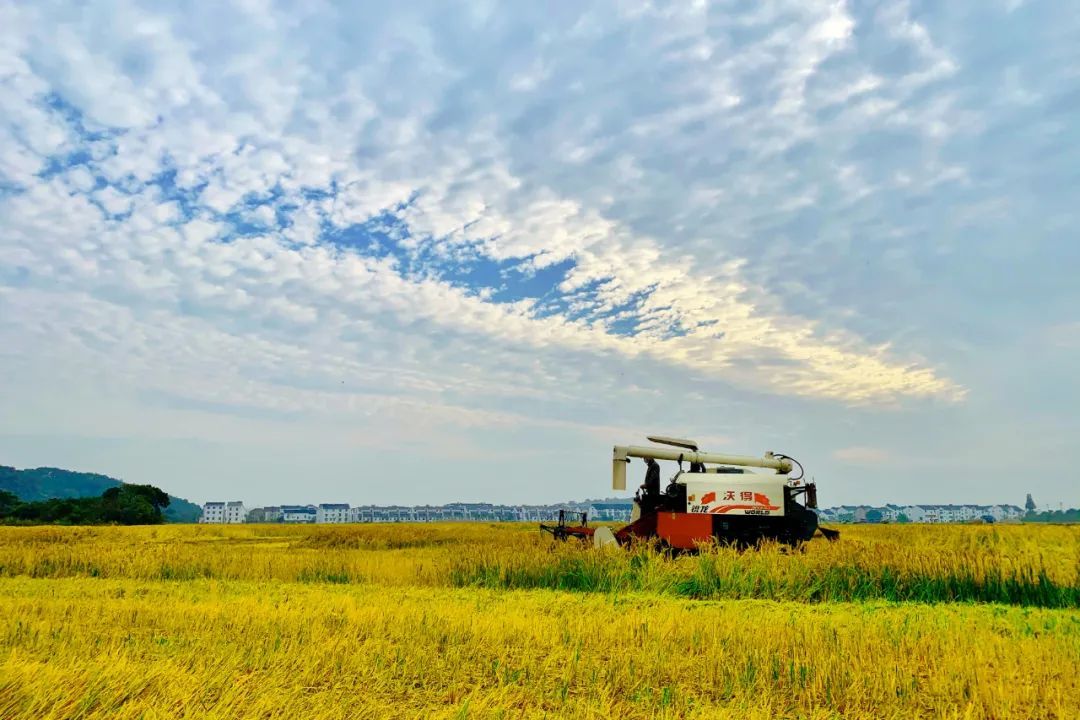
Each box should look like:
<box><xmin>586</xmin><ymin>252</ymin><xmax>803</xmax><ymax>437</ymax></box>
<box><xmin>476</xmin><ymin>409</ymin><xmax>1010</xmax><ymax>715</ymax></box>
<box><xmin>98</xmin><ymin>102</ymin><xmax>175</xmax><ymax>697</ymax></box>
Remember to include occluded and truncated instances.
<box><xmin>540</xmin><ymin>436</ymin><xmax>838</xmax><ymax>549</ymax></box>
<box><xmin>656</xmin><ymin>512</ymin><xmax>713</xmax><ymax>550</ymax></box>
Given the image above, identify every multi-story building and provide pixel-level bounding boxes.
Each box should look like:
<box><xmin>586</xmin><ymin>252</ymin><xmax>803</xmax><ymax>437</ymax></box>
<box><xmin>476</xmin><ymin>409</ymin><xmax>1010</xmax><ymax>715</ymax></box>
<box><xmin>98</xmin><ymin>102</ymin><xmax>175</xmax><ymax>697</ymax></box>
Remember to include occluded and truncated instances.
<box><xmin>246</xmin><ymin>506</ymin><xmax>283</xmax><ymax>523</ymax></box>
<box><xmin>281</xmin><ymin>505</ymin><xmax>317</xmax><ymax>523</ymax></box>
<box><xmin>898</xmin><ymin>505</ymin><xmax>927</xmax><ymax>522</ymax></box>
<box><xmin>815</xmin><ymin>507</ymin><xmax>840</xmax><ymax>523</ymax></box>
<box><xmin>920</xmin><ymin>505</ymin><xmax>979</xmax><ymax>523</ymax></box>
<box><xmin>588</xmin><ymin>502</ymin><xmax>634</xmax><ymax>522</ymax></box>
<box><xmin>200</xmin><ymin>502</ymin><xmax>225</xmax><ymax>523</ymax></box>
<box><xmin>822</xmin><ymin>503</ymin><xmax>1027</xmax><ymax>524</ymax></box>
<box><xmin>878</xmin><ymin>504</ymin><xmax>904</xmax><ymax>522</ymax></box>
<box><xmin>516</xmin><ymin>505</ymin><xmax>564</xmax><ymax>522</ymax></box>
<box><xmin>316</xmin><ymin>504</ymin><xmax>350</xmax><ymax>523</ymax></box>
<box><xmin>986</xmin><ymin>504</ymin><xmax>1025</xmax><ymax>521</ymax></box>
<box><xmin>200</xmin><ymin>501</ymin><xmax>247</xmax><ymax>524</ymax></box>
<box><xmin>349</xmin><ymin>505</ymin><xmax>416</xmax><ymax>523</ymax></box>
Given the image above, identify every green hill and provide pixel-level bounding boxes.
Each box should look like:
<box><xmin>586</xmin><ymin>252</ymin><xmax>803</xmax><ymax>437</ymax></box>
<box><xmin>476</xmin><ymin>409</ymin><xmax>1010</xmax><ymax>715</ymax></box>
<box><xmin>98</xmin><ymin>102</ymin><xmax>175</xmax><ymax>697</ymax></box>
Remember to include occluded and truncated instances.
<box><xmin>0</xmin><ymin>465</ymin><xmax>201</xmax><ymax>523</ymax></box>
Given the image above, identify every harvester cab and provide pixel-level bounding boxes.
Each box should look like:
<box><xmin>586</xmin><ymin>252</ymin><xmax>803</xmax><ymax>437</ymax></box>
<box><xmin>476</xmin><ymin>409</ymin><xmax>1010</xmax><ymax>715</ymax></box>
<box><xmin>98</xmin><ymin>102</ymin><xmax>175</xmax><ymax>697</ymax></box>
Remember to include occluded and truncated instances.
<box><xmin>542</xmin><ymin>435</ymin><xmax>839</xmax><ymax>551</ymax></box>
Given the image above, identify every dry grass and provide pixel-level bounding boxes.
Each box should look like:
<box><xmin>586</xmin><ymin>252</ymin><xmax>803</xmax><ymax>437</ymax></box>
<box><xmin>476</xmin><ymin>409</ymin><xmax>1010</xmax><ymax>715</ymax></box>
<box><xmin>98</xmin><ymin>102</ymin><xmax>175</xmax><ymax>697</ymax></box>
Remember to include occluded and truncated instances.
<box><xmin>0</xmin><ymin>523</ymin><xmax>1078</xmax><ymax>718</ymax></box>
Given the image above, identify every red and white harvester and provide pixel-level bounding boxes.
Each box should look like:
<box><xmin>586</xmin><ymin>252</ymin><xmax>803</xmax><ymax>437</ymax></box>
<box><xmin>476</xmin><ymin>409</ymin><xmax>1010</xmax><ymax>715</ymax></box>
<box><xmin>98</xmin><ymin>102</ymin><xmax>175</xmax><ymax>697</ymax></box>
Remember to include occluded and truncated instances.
<box><xmin>542</xmin><ymin>435</ymin><xmax>838</xmax><ymax>550</ymax></box>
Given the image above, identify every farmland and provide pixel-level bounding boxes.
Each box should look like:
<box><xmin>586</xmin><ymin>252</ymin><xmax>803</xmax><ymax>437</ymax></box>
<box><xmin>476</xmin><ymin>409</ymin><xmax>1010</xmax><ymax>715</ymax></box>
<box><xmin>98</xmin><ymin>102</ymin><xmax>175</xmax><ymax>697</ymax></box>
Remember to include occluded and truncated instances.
<box><xmin>1</xmin><ymin>523</ymin><xmax>1078</xmax><ymax>718</ymax></box>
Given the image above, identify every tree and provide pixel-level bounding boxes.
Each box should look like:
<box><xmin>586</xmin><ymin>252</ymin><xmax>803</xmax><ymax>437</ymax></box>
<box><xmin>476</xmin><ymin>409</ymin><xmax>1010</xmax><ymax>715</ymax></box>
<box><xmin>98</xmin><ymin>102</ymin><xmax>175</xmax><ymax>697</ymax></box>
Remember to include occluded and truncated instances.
<box><xmin>896</xmin><ymin>513</ymin><xmax>910</xmax><ymax>523</ymax></box>
<box><xmin>101</xmin><ymin>485</ymin><xmax>171</xmax><ymax>525</ymax></box>
<box><xmin>1025</xmin><ymin>493</ymin><xmax>1036</xmax><ymax>512</ymax></box>
<box><xmin>1</xmin><ymin>484</ymin><xmax>172</xmax><ymax>525</ymax></box>
<box><xmin>865</xmin><ymin>509</ymin><xmax>884</xmax><ymax>523</ymax></box>
<box><xmin>0</xmin><ymin>490</ymin><xmax>21</xmax><ymax>516</ymax></box>
<box><xmin>1022</xmin><ymin>508</ymin><xmax>1080</xmax><ymax>524</ymax></box>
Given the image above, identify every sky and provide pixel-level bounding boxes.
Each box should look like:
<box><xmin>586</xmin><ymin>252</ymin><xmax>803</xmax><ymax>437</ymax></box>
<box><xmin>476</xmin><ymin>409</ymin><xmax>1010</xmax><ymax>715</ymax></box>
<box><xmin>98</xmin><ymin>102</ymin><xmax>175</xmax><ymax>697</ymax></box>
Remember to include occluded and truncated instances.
<box><xmin>1</xmin><ymin>0</ymin><xmax>1077</xmax><ymax>509</ymax></box>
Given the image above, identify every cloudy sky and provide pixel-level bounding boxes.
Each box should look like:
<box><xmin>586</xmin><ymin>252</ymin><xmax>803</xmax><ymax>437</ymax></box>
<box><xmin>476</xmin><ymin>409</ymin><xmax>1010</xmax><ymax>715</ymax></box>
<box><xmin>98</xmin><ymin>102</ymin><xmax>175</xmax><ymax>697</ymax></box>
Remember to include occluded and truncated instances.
<box><xmin>1</xmin><ymin>0</ymin><xmax>1077</xmax><ymax>509</ymax></box>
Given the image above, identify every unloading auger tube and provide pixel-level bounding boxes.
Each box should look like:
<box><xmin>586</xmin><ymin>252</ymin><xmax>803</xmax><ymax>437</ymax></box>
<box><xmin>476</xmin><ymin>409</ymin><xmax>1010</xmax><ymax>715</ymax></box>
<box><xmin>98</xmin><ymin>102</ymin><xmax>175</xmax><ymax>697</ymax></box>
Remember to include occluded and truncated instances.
<box><xmin>611</xmin><ymin>446</ymin><xmax>792</xmax><ymax>490</ymax></box>
<box><xmin>541</xmin><ymin>435</ymin><xmax>839</xmax><ymax>551</ymax></box>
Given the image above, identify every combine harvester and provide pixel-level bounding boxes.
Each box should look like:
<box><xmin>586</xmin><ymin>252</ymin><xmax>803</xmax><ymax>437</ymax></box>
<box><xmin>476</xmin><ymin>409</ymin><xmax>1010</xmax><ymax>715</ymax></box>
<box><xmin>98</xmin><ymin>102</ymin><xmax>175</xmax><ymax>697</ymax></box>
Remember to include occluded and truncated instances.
<box><xmin>542</xmin><ymin>435</ymin><xmax>839</xmax><ymax>550</ymax></box>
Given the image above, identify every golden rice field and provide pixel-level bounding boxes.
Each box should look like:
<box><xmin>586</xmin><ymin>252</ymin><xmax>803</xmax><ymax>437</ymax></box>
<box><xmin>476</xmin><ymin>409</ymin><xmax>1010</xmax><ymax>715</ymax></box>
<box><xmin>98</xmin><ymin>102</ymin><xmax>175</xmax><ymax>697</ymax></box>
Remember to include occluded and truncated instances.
<box><xmin>0</xmin><ymin>523</ymin><xmax>1078</xmax><ymax>719</ymax></box>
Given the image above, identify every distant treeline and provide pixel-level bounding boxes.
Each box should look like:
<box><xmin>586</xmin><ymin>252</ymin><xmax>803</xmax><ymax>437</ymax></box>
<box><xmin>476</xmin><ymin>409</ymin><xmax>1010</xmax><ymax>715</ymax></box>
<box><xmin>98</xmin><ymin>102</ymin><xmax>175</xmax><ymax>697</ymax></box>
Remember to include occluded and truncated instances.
<box><xmin>0</xmin><ymin>484</ymin><xmax>171</xmax><ymax>525</ymax></box>
<box><xmin>0</xmin><ymin>465</ymin><xmax>201</xmax><ymax>522</ymax></box>
<box><xmin>1024</xmin><ymin>509</ymin><xmax>1080</xmax><ymax>524</ymax></box>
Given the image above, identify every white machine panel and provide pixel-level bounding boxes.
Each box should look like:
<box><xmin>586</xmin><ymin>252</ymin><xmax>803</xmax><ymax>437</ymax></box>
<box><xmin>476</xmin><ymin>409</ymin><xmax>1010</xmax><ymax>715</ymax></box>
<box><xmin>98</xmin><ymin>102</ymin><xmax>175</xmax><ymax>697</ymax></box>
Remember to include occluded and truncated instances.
<box><xmin>683</xmin><ymin>476</ymin><xmax>786</xmax><ymax>517</ymax></box>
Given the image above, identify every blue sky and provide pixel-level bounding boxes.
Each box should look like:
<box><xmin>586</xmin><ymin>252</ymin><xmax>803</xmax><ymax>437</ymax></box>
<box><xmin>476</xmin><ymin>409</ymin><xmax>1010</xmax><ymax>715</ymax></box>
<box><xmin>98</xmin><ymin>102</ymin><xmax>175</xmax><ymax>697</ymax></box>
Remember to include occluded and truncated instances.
<box><xmin>1</xmin><ymin>0</ymin><xmax>1077</xmax><ymax>508</ymax></box>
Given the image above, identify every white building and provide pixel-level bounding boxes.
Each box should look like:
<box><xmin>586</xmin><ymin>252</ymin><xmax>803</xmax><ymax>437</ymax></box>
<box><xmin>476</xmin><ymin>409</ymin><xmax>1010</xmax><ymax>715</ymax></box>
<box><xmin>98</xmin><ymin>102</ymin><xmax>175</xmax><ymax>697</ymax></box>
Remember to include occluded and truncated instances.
<box><xmin>200</xmin><ymin>501</ymin><xmax>247</xmax><ymax>524</ymax></box>
<box><xmin>316</xmin><ymin>504</ymin><xmax>350</xmax><ymax>523</ymax></box>
<box><xmin>986</xmin><ymin>504</ymin><xmax>1025</xmax><ymax>521</ymax></box>
<box><xmin>897</xmin><ymin>505</ymin><xmax>926</xmax><ymax>522</ymax></box>
<box><xmin>821</xmin><ymin>503</ymin><xmax>1026</xmax><ymax>524</ymax></box>
<box><xmin>587</xmin><ymin>502</ymin><xmax>633</xmax><ymax>522</ymax></box>
<box><xmin>816</xmin><ymin>507</ymin><xmax>839</xmax><ymax>523</ymax></box>
<box><xmin>921</xmin><ymin>505</ymin><xmax>980</xmax><ymax>523</ymax></box>
<box><xmin>281</xmin><ymin>505</ymin><xmax>316</xmax><ymax>523</ymax></box>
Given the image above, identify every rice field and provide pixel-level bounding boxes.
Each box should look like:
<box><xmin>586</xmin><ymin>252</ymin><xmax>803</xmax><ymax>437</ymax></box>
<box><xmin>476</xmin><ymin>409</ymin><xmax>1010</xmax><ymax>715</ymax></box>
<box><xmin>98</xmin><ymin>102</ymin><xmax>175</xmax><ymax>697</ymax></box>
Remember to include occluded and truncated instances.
<box><xmin>1</xmin><ymin>523</ymin><xmax>1078</xmax><ymax>718</ymax></box>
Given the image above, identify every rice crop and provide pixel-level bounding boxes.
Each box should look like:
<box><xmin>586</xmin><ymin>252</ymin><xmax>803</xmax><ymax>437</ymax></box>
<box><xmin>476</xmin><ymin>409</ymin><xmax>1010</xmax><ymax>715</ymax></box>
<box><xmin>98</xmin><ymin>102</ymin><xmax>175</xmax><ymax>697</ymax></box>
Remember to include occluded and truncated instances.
<box><xmin>1</xmin><ymin>523</ymin><xmax>1078</xmax><ymax>718</ymax></box>
<box><xmin>0</xmin><ymin>523</ymin><xmax>1076</xmax><ymax>607</ymax></box>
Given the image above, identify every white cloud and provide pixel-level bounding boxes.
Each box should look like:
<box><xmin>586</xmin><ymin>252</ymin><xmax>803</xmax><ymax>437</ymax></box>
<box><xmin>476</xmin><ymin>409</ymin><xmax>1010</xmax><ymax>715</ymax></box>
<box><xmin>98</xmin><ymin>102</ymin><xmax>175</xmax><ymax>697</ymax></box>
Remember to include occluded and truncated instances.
<box><xmin>94</xmin><ymin>186</ymin><xmax>133</xmax><ymax>215</ymax></box>
<box><xmin>2</xmin><ymin>1</ymin><xmax>971</xmax><ymax>411</ymax></box>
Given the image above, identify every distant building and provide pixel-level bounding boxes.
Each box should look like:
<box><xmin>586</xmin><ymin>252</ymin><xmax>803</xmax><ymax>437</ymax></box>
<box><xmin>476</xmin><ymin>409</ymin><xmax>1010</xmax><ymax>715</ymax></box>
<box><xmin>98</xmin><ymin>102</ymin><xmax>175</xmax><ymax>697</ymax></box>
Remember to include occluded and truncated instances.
<box><xmin>195</xmin><ymin>496</ymin><xmax>1030</xmax><ymax>527</ymax></box>
<box><xmin>900</xmin><ymin>505</ymin><xmax>927</xmax><ymax>522</ymax></box>
<box><xmin>200</xmin><ymin>501</ymin><xmax>247</xmax><ymax>524</ymax></box>
<box><xmin>878</xmin><ymin>504</ymin><xmax>903</xmax><ymax>522</ymax></box>
<box><xmin>348</xmin><ymin>505</ymin><xmax>399</xmax><ymax>523</ymax></box>
<box><xmin>921</xmin><ymin>505</ymin><xmax>981</xmax><ymax>523</ymax></box>
<box><xmin>517</xmin><ymin>505</ymin><xmax>563</xmax><ymax>522</ymax></box>
<box><xmin>246</xmin><ymin>506</ymin><xmax>282</xmax><ymax>523</ymax></box>
<box><xmin>200</xmin><ymin>502</ymin><xmax>224</xmax><ymax>523</ymax></box>
<box><xmin>343</xmin><ymin>503</ymin><xmax>571</xmax><ymax>524</ymax></box>
<box><xmin>821</xmin><ymin>503</ymin><xmax>1025</xmax><ymax>524</ymax></box>
<box><xmin>587</xmin><ymin>502</ymin><xmax>633</xmax><ymax>522</ymax></box>
<box><xmin>281</xmin><ymin>505</ymin><xmax>316</xmax><ymax>523</ymax></box>
<box><xmin>316</xmin><ymin>504</ymin><xmax>350</xmax><ymax>524</ymax></box>
<box><xmin>816</xmin><ymin>507</ymin><xmax>839</xmax><ymax>523</ymax></box>
<box><xmin>987</xmin><ymin>504</ymin><xmax>1025</xmax><ymax>521</ymax></box>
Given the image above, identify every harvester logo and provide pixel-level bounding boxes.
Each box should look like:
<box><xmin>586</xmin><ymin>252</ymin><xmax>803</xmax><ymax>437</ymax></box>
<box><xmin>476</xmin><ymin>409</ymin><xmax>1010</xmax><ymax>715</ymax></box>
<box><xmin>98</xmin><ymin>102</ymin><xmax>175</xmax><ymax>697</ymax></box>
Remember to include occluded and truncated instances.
<box><xmin>708</xmin><ymin>491</ymin><xmax>779</xmax><ymax>514</ymax></box>
<box><xmin>686</xmin><ymin>490</ymin><xmax>781</xmax><ymax>518</ymax></box>
<box><xmin>687</xmin><ymin>484</ymin><xmax>783</xmax><ymax>516</ymax></box>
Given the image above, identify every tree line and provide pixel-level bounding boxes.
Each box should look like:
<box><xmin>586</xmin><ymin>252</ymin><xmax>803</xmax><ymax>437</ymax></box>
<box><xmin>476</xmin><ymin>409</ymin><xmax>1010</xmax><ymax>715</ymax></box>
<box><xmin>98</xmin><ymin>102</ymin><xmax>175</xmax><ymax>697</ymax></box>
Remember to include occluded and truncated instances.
<box><xmin>1024</xmin><ymin>508</ymin><xmax>1080</xmax><ymax>523</ymax></box>
<box><xmin>0</xmin><ymin>484</ymin><xmax>171</xmax><ymax>525</ymax></box>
